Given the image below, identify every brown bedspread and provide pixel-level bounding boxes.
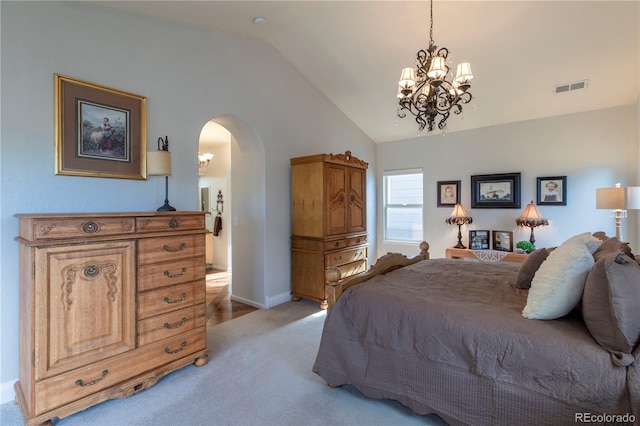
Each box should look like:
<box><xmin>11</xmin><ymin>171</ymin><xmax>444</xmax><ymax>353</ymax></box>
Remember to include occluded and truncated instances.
<box><xmin>313</xmin><ymin>259</ymin><xmax>637</xmax><ymax>425</ymax></box>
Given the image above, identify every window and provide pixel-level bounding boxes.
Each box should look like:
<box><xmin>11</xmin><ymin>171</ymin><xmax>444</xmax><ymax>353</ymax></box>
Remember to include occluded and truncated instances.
<box><xmin>383</xmin><ymin>170</ymin><xmax>423</xmax><ymax>242</ymax></box>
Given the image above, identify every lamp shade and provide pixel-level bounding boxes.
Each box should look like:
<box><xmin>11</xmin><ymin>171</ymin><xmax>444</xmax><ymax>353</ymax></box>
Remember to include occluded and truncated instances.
<box><xmin>445</xmin><ymin>203</ymin><xmax>472</xmax><ymax>225</ymax></box>
<box><xmin>427</xmin><ymin>56</ymin><xmax>447</xmax><ymax>80</ymax></box>
<box><xmin>147</xmin><ymin>150</ymin><xmax>172</xmax><ymax>176</ymax></box>
<box><xmin>516</xmin><ymin>201</ymin><xmax>548</xmax><ymax>228</ymax></box>
<box><xmin>596</xmin><ymin>186</ymin><xmax>625</xmax><ymax>210</ymax></box>
<box><xmin>399</xmin><ymin>67</ymin><xmax>416</xmax><ymax>88</ymax></box>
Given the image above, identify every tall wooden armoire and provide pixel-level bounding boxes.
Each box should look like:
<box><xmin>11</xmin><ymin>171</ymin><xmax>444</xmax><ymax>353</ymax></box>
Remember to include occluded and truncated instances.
<box><xmin>290</xmin><ymin>151</ymin><xmax>368</xmax><ymax>308</ymax></box>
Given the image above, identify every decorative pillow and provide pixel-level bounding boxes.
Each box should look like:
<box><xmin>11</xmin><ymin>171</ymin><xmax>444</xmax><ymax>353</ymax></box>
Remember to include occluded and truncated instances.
<box><xmin>514</xmin><ymin>248</ymin><xmax>549</xmax><ymax>289</ymax></box>
<box><xmin>582</xmin><ymin>252</ymin><xmax>640</xmax><ymax>357</ymax></box>
<box><xmin>564</xmin><ymin>231</ymin><xmax>602</xmax><ymax>254</ymax></box>
<box><xmin>522</xmin><ymin>239</ymin><xmax>595</xmax><ymax>319</ymax></box>
<box><xmin>593</xmin><ymin>237</ymin><xmax>632</xmax><ymax>262</ymax></box>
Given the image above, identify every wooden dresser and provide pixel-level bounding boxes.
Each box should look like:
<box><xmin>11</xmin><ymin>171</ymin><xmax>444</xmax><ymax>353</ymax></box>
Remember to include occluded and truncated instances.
<box><xmin>290</xmin><ymin>151</ymin><xmax>368</xmax><ymax>309</ymax></box>
<box><xmin>14</xmin><ymin>212</ymin><xmax>209</xmax><ymax>426</ymax></box>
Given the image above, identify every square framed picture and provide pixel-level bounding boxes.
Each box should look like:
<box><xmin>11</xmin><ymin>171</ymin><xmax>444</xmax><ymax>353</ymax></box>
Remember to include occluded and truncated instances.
<box><xmin>471</xmin><ymin>172</ymin><xmax>521</xmax><ymax>208</ymax></box>
<box><xmin>437</xmin><ymin>180</ymin><xmax>461</xmax><ymax>207</ymax></box>
<box><xmin>55</xmin><ymin>74</ymin><xmax>147</xmax><ymax>180</ymax></box>
<box><xmin>492</xmin><ymin>230</ymin><xmax>514</xmax><ymax>252</ymax></box>
<box><xmin>537</xmin><ymin>176</ymin><xmax>567</xmax><ymax>206</ymax></box>
<box><xmin>469</xmin><ymin>230</ymin><xmax>490</xmax><ymax>250</ymax></box>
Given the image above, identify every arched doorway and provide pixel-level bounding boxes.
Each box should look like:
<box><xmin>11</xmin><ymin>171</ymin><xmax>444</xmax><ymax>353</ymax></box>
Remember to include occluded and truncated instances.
<box><xmin>198</xmin><ymin>116</ymin><xmax>267</xmax><ymax>311</ymax></box>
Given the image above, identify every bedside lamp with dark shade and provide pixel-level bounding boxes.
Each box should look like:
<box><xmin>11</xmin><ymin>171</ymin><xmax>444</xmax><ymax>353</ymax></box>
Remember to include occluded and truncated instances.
<box><xmin>147</xmin><ymin>136</ymin><xmax>175</xmax><ymax>212</ymax></box>
<box><xmin>516</xmin><ymin>201</ymin><xmax>548</xmax><ymax>245</ymax></box>
<box><xmin>446</xmin><ymin>203</ymin><xmax>473</xmax><ymax>249</ymax></box>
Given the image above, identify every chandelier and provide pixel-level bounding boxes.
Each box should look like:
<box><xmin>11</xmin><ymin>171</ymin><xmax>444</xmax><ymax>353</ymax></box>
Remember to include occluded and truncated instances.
<box><xmin>198</xmin><ymin>152</ymin><xmax>213</xmax><ymax>168</ymax></box>
<box><xmin>396</xmin><ymin>0</ymin><xmax>474</xmax><ymax>133</ymax></box>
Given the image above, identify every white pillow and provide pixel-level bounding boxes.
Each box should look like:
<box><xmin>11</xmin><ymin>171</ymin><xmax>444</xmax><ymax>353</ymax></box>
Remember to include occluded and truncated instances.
<box><xmin>563</xmin><ymin>232</ymin><xmax>602</xmax><ymax>254</ymax></box>
<box><xmin>522</xmin><ymin>239</ymin><xmax>595</xmax><ymax>320</ymax></box>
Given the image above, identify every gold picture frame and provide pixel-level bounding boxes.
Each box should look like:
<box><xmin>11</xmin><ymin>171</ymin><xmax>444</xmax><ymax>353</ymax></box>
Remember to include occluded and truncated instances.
<box><xmin>55</xmin><ymin>74</ymin><xmax>147</xmax><ymax>179</ymax></box>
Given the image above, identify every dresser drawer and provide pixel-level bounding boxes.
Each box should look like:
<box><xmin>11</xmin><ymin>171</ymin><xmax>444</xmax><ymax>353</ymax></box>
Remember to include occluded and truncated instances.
<box><xmin>138</xmin><ymin>234</ymin><xmax>205</xmax><ymax>264</ymax></box>
<box><xmin>138</xmin><ymin>305</ymin><xmax>206</xmax><ymax>346</ymax></box>
<box><xmin>24</xmin><ymin>217</ymin><xmax>135</xmax><ymax>240</ymax></box>
<box><xmin>138</xmin><ymin>257</ymin><xmax>205</xmax><ymax>292</ymax></box>
<box><xmin>335</xmin><ymin>259</ymin><xmax>367</xmax><ymax>279</ymax></box>
<box><xmin>33</xmin><ymin>328</ymin><xmax>206</xmax><ymax>415</ymax></box>
<box><xmin>325</xmin><ymin>246</ymin><xmax>367</xmax><ymax>267</ymax></box>
<box><xmin>324</xmin><ymin>235</ymin><xmax>367</xmax><ymax>251</ymax></box>
<box><xmin>136</xmin><ymin>215</ymin><xmax>204</xmax><ymax>233</ymax></box>
<box><xmin>138</xmin><ymin>281</ymin><xmax>205</xmax><ymax>319</ymax></box>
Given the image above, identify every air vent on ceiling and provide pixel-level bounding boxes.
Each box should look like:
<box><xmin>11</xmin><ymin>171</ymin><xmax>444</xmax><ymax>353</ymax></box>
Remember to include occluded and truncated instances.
<box><xmin>554</xmin><ymin>80</ymin><xmax>589</xmax><ymax>94</ymax></box>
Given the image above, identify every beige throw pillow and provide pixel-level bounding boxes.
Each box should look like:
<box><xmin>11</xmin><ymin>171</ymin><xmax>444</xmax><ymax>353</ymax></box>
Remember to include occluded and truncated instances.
<box><xmin>522</xmin><ymin>238</ymin><xmax>596</xmax><ymax>320</ymax></box>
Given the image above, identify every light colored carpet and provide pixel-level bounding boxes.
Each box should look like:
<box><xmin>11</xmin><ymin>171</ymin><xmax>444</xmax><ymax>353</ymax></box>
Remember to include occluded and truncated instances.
<box><xmin>1</xmin><ymin>300</ymin><xmax>446</xmax><ymax>425</ymax></box>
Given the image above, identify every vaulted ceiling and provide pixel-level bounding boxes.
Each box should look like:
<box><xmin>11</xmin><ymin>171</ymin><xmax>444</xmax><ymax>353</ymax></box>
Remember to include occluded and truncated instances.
<box><xmin>98</xmin><ymin>1</ymin><xmax>639</xmax><ymax>143</ymax></box>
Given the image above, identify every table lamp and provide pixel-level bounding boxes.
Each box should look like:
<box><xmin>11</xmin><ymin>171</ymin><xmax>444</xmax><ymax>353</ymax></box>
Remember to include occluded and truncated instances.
<box><xmin>515</xmin><ymin>201</ymin><xmax>548</xmax><ymax>245</ymax></box>
<box><xmin>147</xmin><ymin>136</ymin><xmax>175</xmax><ymax>212</ymax></box>
<box><xmin>596</xmin><ymin>183</ymin><xmax>640</xmax><ymax>241</ymax></box>
<box><xmin>445</xmin><ymin>203</ymin><xmax>473</xmax><ymax>248</ymax></box>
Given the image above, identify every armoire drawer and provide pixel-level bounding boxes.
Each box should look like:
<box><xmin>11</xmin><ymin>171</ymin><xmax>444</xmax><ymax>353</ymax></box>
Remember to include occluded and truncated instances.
<box><xmin>325</xmin><ymin>246</ymin><xmax>367</xmax><ymax>267</ymax></box>
<box><xmin>324</xmin><ymin>235</ymin><xmax>367</xmax><ymax>251</ymax></box>
<box><xmin>138</xmin><ymin>305</ymin><xmax>206</xmax><ymax>346</ymax></box>
<box><xmin>335</xmin><ymin>259</ymin><xmax>367</xmax><ymax>279</ymax></box>
<box><xmin>138</xmin><ymin>257</ymin><xmax>205</xmax><ymax>292</ymax></box>
<box><xmin>33</xmin><ymin>329</ymin><xmax>206</xmax><ymax>415</ymax></box>
<box><xmin>137</xmin><ymin>234</ymin><xmax>205</xmax><ymax>264</ymax></box>
<box><xmin>138</xmin><ymin>281</ymin><xmax>206</xmax><ymax>320</ymax></box>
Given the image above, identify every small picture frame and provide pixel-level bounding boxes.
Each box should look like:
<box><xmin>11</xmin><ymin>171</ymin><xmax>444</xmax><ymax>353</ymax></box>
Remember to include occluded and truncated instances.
<box><xmin>471</xmin><ymin>173</ymin><xmax>521</xmax><ymax>208</ymax></box>
<box><xmin>537</xmin><ymin>176</ymin><xmax>567</xmax><ymax>206</ymax></box>
<box><xmin>492</xmin><ymin>230</ymin><xmax>514</xmax><ymax>252</ymax></box>
<box><xmin>469</xmin><ymin>230</ymin><xmax>490</xmax><ymax>250</ymax></box>
<box><xmin>437</xmin><ymin>180</ymin><xmax>461</xmax><ymax>207</ymax></box>
<box><xmin>55</xmin><ymin>74</ymin><xmax>147</xmax><ymax>180</ymax></box>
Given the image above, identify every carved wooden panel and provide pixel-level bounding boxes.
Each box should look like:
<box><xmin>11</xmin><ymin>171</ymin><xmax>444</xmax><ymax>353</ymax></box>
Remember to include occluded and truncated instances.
<box><xmin>34</xmin><ymin>241</ymin><xmax>136</xmax><ymax>380</ymax></box>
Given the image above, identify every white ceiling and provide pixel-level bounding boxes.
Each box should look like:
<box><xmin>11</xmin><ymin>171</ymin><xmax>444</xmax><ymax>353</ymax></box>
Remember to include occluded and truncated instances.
<box><xmin>97</xmin><ymin>1</ymin><xmax>639</xmax><ymax>143</ymax></box>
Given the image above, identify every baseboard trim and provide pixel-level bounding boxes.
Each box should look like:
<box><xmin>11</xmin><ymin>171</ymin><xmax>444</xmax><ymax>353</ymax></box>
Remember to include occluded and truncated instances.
<box><xmin>230</xmin><ymin>294</ymin><xmax>265</xmax><ymax>310</ymax></box>
<box><xmin>266</xmin><ymin>291</ymin><xmax>291</xmax><ymax>309</ymax></box>
<box><xmin>1</xmin><ymin>379</ymin><xmax>16</xmax><ymax>405</ymax></box>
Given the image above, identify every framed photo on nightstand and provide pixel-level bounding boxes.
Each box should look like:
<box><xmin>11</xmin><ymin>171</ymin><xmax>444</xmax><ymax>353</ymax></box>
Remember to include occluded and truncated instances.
<box><xmin>492</xmin><ymin>230</ymin><xmax>513</xmax><ymax>252</ymax></box>
<box><xmin>469</xmin><ymin>230</ymin><xmax>490</xmax><ymax>250</ymax></box>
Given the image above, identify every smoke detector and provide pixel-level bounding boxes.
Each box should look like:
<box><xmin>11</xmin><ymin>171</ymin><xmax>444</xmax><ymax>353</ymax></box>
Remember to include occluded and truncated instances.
<box><xmin>554</xmin><ymin>80</ymin><xmax>589</xmax><ymax>94</ymax></box>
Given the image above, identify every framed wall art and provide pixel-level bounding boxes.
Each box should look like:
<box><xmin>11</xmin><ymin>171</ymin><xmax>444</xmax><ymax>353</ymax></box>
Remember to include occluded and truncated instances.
<box><xmin>469</xmin><ymin>230</ymin><xmax>490</xmax><ymax>250</ymax></box>
<box><xmin>55</xmin><ymin>74</ymin><xmax>147</xmax><ymax>179</ymax></box>
<box><xmin>437</xmin><ymin>180</ymin><xmax>461</xmax><ymax>207</ymax></box>
<box><xmin>537</xmin><ymin>176</ymin><xmax>567</xmax><ymax>206</ymax></box>
<box><xmin>471</xmin><ymin>172</ymin><xmax>521</xmax><ymax>208</ymax></box>
<box><xmin>492</xmin><ymin>230</ymin><xmax>513</xmax><ymax>252</ymax></box>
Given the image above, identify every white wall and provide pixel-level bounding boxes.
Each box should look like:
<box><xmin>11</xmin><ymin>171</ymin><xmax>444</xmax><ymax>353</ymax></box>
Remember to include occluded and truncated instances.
<box><xmin>376</xmin><ymin>105</ymin><xmax>639</xmax><ymax>259</ymax></box>
<box><xmin>0</xmin><ymin>2</ymin><xmax>376</xmax><ymax>401</ymax></box>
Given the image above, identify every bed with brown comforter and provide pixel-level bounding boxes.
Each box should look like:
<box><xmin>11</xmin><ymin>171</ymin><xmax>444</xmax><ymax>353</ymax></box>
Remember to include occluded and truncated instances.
<box><xmin>312</xmin><ymin>243</ymin><xmax>640</xmax><ymax>425</ymax></box>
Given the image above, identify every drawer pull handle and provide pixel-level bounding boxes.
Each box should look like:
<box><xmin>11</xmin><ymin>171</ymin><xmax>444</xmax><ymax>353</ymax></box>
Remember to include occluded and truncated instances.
<box><xmin>164</xmin><ymin>317</ymin><xmax>187</xmax><ymax>329</ymax></box>
<box><xmin>163</xmin><ymin>293</ymin><xmax>186</xmax><ymax>304</ymax></box>
<box><xmin>163</xmin><ymin>243</ymin><xmax>186</xmax><ymax>252</ymax></box>
<box><xmin>333</xmin><ymin>255</ymin><xmax>343</xmax><ymax>261</ymax></box>
<box><xmin>82</xmin><ymin>221</ymin><xmax>99</xmax><ymax>234</ymax></box>
<box><xmin>75</xmin><ymin>369</ymin><xmax>108</xmax><ymax>387</ymax></box>
<box><xmin>334</xmin><ymin>242</ymin><xmax>340</xmax><ymax>247</ymax></box>
<box><xmin>168</xmin><ymin>218</ymin><xmax>180</xmax><ymax>228</ymax></box>
<box><xmin>165</xmin><ymin>341</ymin><xmax>187</xmax><ymax>354</ymax></box>
<box><xmin>164</xmin><ymin>267</ymin><xmax>187</xmax><ymax>278</ymax></box>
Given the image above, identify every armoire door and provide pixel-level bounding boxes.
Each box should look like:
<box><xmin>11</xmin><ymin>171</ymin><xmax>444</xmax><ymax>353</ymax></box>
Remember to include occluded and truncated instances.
<box><xmin>325</xmin><ymin>164</ymin><xmax>348</xmax><ymax>236</ymax></box>
<box><xmin>347</xmin><ymin>166</ymin><xmax>366</xmax><ymax>233</ymax></box>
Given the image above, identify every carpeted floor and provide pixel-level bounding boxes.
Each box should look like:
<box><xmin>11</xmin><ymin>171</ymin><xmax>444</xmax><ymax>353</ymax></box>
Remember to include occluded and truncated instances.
<box><xmin>1</xmin><ymin>300</ymin><xmax>446</xmax><ymax>425</ymax></box>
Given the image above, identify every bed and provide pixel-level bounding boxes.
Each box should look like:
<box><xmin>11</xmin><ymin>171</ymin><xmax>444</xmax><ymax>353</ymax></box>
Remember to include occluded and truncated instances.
<box><xmin>313</xmin><ymin>234</ymin><xmax>640</xmax><ymax>425</ymax></box>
